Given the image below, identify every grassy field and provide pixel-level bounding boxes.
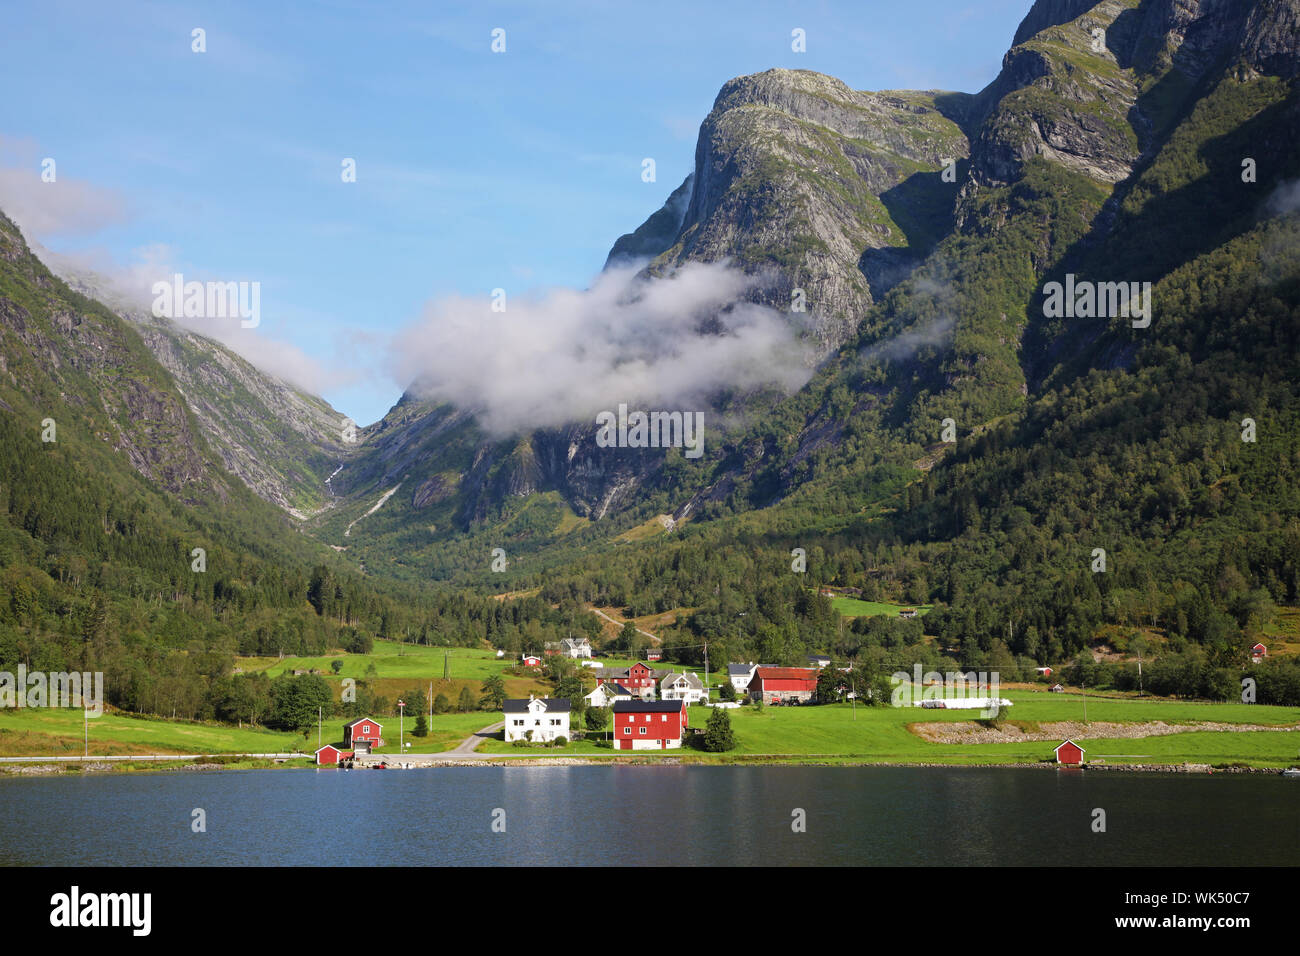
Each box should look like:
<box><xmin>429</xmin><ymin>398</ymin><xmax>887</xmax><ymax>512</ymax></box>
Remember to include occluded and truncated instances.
<box><xmin>829</xmin><ymin>596</ymin><xmax>934</xmax><ymax>618</ymax></box>
<box><xmin>0</xmin><ymin>708</ymin><xmax>499</xmax><ymax>758</ymax></box>
<box><xmin>236</xmin><ymin>640</ymin><xmax>509</xmax><ymax>680</ymax></box>
<box><xmin>4</xmin><ymin>687</ymin><xmax>1296</xmax><ymax>768</ymax></box>
<box><xmin>475</xmin><ymin>690</ymin><xmax>1300</xmax><ymax>767</ymax></box>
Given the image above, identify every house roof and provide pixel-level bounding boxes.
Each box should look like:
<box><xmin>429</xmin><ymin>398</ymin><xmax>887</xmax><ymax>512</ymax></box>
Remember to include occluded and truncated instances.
<box><xmin>503</xmin><ymin>697</ymin><xmax>571</xmax><ymax>714</ymax></box>
<box><xmin>344</xmin><ymin>717</ymin><xmax>382</xmax><ymax>730</ymax></box>
<box><xmin>614</xmin><ymin>700</ymin><xmax>686</xmax><ymax>713</ymax></box>
<box><xmin>754</xmin><ymin>667</ymin><xmax>819</xmax><ymax>681</ymax></box>
<box><xmin>806</xmin><ymin>653</ymin><xmax>831</xmax><ymax>662</ymax></box>
<box><xmin>586</xmin><ymin>683</ymin><xmax>632</xmax><ymax>698</ymax></box>
<box><xmin>661</xmin><ymin>672</ymin><xmax>703</xmax><ymax>689</ymax></box>
<box><xmin>727</xmin><ymin>663</ymin><xmax>756</xmax><ymax>676</ymax></box>
<box><xmin>1054</xmin><ymin>739</ymin><xmax>1086</xmax><ymax>754</ymax></box>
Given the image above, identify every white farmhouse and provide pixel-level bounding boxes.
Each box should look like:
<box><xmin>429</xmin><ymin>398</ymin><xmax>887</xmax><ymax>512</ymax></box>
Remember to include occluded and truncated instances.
<box><xmin>585</xmin><ymin>682</ymin><xmax>633</xmax><ymax>708</ymax></box>
<box><xmin>660</xmin><ymin>671</ymin><xmax>708</xmax><ymax>704</ymax></box>
<box><xmin>503</xmin><ymin>696</ymin><xmax>571</xmax><ymax>742</ymax></box>
<box><xmin>727</xmin><ymin>662</ymin><xmax>758</xmax><ymax>694</ymax></box>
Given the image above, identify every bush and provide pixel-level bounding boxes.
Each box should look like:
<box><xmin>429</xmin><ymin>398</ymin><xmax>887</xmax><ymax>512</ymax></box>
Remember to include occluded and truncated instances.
<box><xmin>554</xmin><ymin>735</ymin><xmax>568</xmax><ymax>747</ymax></box>
<box><xmin>512</xmin><ymin>739</ymin><xmax>529</xmax><ymax>748</ymax></box>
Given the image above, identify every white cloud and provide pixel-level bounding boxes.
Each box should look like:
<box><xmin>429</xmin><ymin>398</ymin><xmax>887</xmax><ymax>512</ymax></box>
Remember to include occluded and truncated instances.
<box><xmin>389</xmin><ymin>260</ymin><xmax>815</xmax><ymax>435</ymax></box>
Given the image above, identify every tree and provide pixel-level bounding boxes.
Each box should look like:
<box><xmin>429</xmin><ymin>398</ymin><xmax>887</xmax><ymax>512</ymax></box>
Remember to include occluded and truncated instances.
<box><xmin>480</xmin><ymin>673</ymin><xmax>507</xmax><ymax>710</ymax></box>
<box><xmin>457</xmin><ymin>686</ymin><xmax>476</xmax><ymax>712</ymax></box>
<box><xmin>719</xmin><ymin>681</ymin><xmax>735</xmax><ymax>701</ymax></box>
<box><xmin>433</xmin><ymin>693</ymin><xmax>450</xmax><ymax>714</ymax></box>
<box><xmin>330</xmin><ymin>660</ymin><xmax>344</xmax><ymax>674</ymax></box>
<box><xmin>585</xmin><ymin>706</ymin><xmax>609</xmax><ymax>734</ymax></box>
<box><xmin>701</xmin><ymin>707</ymin><xmax>736</xmax><ymax>752</ymax></box>
<box><xmin>815</xmin><ymin>668</ymin><xmax>842</xmax><ymax>704</ymax></box>
<box><xmin>412</xmin><ymin>714</ymin><xmax>428</xmax><ymax>737</ymax></box>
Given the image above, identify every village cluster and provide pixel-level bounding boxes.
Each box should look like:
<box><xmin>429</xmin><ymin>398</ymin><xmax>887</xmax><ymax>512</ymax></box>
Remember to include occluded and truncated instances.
<box><xmin>307</xmin><ymin>628</ymin><xmax>1193</xmax><ymax>767</ymax></box>
<box><xmin>313</xmin><ymin>635</ymin><xmax>831</xmax><ymax>763</ymax></box>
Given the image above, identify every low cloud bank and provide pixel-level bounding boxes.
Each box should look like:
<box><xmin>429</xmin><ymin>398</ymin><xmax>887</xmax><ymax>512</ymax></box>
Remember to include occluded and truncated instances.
<box><xmin>389</xmin><ymin>261</ymin><xmax>815</xmax><ymax>435</ymax></box>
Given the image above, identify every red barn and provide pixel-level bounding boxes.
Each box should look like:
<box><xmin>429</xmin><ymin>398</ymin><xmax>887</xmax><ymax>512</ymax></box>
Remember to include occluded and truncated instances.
<box><xmin>343</xmin><ymin>717</ymin><xmax>384</xmax><ymax>751</ymax></box>
<box><xmin>314</xmin><ymin>744</ymin><xmax>353</xmax><ymax>766</ymax></box>
<box><xmin>749</xmin><ymin>667</ymin><xmax>819</xmax><ymax>704</ymax></box>
<box><xmin>613</xmin><ymin>699</ymin><xmax>687</xmax><ymax>750</ymax></box>
<box><xmin>1054</xmin><ymin>739</ymin><xmax>1085</xmax><ymax>765</ymax></box>
<box><xmin>521</xmin><ymin>655</ymin><xmax>542</xmax><ymax>668</ymax></box>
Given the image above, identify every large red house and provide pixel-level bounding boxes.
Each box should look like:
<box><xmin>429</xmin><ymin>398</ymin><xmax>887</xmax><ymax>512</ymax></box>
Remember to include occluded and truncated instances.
<box><xmin>613</xmin><ymin>699</ymin><xmax>688</xmax><ymax>750</ymax></box>
<box><xmin>749</xmin><ymin>667</ymin><xmax>819</xmax><ymax>704</ymax></box>
<box><xmin>343</xmin><ymin>717</ymin><xmax>384</xmax><ymax>751</ymax></box>
<box><xmin>596</xmin><ymin>661</ymin><xmax>663</xmax><ymax>699</ymax></box>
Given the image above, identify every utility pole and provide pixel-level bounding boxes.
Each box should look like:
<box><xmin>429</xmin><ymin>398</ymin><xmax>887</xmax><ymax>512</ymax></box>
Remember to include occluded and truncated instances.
<box><xmin>398</xmin><ymin>699</ymin><xmax>406</xmax><ymax>752</ymax></box>
<box><xmin>84</xmin><ymin>707</ymin><xmax>88</xmax><ymax>758</ymax></box>
<box><xmin>318</xmin><ymin>706</ymin><xmax>322</xmax><ymax>750</ymax></box>
<box><xmin>703</xmin><ymin>641</ymin><xmax>709</xmax><ymax>701</ymax></box>
<box><xmin>443</xmin><ymin>653</ymin><xmax>449</xmax><ymax>680</ymax></box>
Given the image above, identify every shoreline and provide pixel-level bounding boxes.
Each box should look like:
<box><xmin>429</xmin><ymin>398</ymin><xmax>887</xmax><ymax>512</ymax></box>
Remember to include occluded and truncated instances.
<box><xmin>1</xmin><ymin>754</ymin><xmax>1292</xmax><ymax>777</ymax></box>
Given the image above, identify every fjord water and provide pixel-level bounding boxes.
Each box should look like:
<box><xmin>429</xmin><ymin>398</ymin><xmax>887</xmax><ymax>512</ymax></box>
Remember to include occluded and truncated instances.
<box><xmin>0</xmin><ymin>766</ymin><xmax>1294</xmax><ymax>866</ymax></box>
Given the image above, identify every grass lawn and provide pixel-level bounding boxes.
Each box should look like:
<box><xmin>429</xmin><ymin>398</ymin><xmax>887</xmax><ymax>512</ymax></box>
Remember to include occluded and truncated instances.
<box><xmin>829</xmin><ymin>596</ymin><xmax>934</xmax><ymax>618</ymax></box>
<box><xmin>0</xmin><ymin>708</ymin><xmax>303</xmax><ymax>756</ymax></box>
<box><xmin>236</xmin><ymin>641</ymin><xmax>510</xmax><ymax>681</ymax></box>
<box><xmin>0</xmin><ymin>708</ymin><xmax>501</xmax><ymax>758</ymax></box>
<box><xmin>465</xmin><ymin>691</ymin><xmax>1300</xmax><ymax>767</ymax></box>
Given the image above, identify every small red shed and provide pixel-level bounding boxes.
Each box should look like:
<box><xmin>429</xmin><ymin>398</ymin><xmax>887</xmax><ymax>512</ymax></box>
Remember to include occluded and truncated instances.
<box><xmin>343</xmin><ymin>717</ymin><xmax>383</xmax><ymax>750</ymax></box>
<box><xmin>1054</xmin><ymin>739</ymin><xmax>1085</xmax><ymax>765</ymax></box>
<box><xmin>315</xmin><ymin>744</ymin><xmax>353</xmax><ymax>766</ymax></box>
<box><xmin>1252</xmin><ymin>642</ymin><xmax>1267</xmax><ymax>660</ymax></box>
<box><xmin>521</xmin><ymin>655</ymin><xmax>542</xmax><ymax>668</ymax></box>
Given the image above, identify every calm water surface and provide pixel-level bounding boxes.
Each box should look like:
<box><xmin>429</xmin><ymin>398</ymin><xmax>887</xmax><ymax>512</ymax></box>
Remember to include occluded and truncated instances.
<box><xmin>0</xmin><ymin>765</ymin><xmax>1295</xmax><ymax>866</ymax></box>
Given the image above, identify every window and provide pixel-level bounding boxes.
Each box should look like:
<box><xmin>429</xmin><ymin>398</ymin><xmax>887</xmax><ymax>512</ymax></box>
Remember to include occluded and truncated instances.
<box><xmin>662</xmin><ymin>715</ymin><xmax>667</xmax><ymax>722</ymax></box>
<box><xmin>639</xmin><ymin>727</ymin><xmax>646</xmax><ymax>735</ymax></box>
<box><xmin>623</xmin><ymin>727</ymin><xmax>631</xmax><ymax>735</ymax></box>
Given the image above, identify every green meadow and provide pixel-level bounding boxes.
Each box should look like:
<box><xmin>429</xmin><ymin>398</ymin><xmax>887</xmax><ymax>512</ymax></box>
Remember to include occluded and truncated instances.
<box><xmin>474</xmin><ymin>691</ymin><xmax>1300</xmax><ymax>767</ymax></box>
<box><xmin>236</xmin><ymin>640</ymin><xmax>508</xmax><ymax>681</ymax></box>
<box><xmin>0</xmin><ymin>708</ymin><xmax>497</xmax><ymax>758</ymax></box>
<box><xmin>829</xmin><ymin>597</ymin><xmax>934</xmax><ymax>618</ymax></box>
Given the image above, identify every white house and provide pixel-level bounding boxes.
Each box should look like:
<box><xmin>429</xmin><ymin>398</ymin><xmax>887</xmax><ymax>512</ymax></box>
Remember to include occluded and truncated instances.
<box><xmin>727</xmin><ymin>662</ymin><xmax>758</xmax><ymax>693</ymax></box>
<box><xmin>503</xmin><ymin>696</ymin><xmax>571</xmax><ymax>742</ymax></box>
<box><xmin>585</xmin><ymin>682</ymin><xmax>633</xmax><ymax>708</ymax></box>
<box><xmin>660</xmin><ymin>671</ymin><xmax>708</xmax><ymax>704</ymax></box>
<box><xmin>561</xmin><ymin>637</ymin><xmax>593</xmax><ymax>659</ymax></box>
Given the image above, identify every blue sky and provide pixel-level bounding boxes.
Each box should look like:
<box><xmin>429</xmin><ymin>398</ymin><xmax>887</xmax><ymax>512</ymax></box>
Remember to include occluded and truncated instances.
<box><xmin>0</xmin><ymin>0</ymin><xmax>1030</xmax><ymax>425</ymax></box>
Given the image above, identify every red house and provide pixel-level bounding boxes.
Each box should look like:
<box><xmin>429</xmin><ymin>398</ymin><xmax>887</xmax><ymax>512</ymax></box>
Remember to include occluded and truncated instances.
<box><xmin>343</xmin><ymin>717</ymin><xmax>384</xmax><ymax>751</ymax></box>
<box><xmin>613</xmin><ymin>699</ymin><xmax>688</xmax><ymax>750</ymax></box>
<box><xmin>521</xmin><ymin>655</ymin><xmax>542</xmax><ymax>668</ymax></box>
<box><xmin>1252</xmin><ymin>642</ymin><xmax>1267</xmax><ymax>660</ymax></box>
<box><xmin>645</xmin><ymin>648</ymin><xmax>662</xmax><ymax>662</ymax></box>
<box><xmin>749</xmin><ymin>667</ymin><xmax>819</xmax><ymax>704</ymax></box>
<box><xmin>1054</xmin><ymin>739</ymin><xmax>1085</xmax><ymax>765</ymax></box>
<box><xmin>596</xmin><ymin>661</ymin><xmax>661</xmax><ymax>698</ymax></box>
<box><xmin>314</xmin><ymin>744</ymin><xmax>353</xmax><ymax>766</ymax></box>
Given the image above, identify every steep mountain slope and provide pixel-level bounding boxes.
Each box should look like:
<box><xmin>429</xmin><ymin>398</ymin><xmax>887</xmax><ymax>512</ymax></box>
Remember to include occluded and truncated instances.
<box><xmin>50</xmin><ymin>268</ymin><xmax>356</xmax><ymax>517</ymax></box>
<box><xmin>314</xmin><ymin>69</ymin><xmax>977</xmax><ymax>565</ymax></box>
<box><xmin>614</xmin><ymin>69</ymin><xmax>974</xmax><ymax>357</ymax></box>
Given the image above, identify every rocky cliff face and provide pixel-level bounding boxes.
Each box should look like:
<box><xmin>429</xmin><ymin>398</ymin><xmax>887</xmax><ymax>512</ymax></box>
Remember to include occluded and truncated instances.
<box><xmin>0</xmin><ymin>211</ymin><xmax>229</xmax><ymax>502</ymax></box>
<box><xmin>49</xmin><ymin>270</ymin><xmax>356</xmax><ymax>517</ymax></box>
<box><xmin>622</xmin><ymin>68</ymin><xmax>973</xmax><ymax>358</ymax></box>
